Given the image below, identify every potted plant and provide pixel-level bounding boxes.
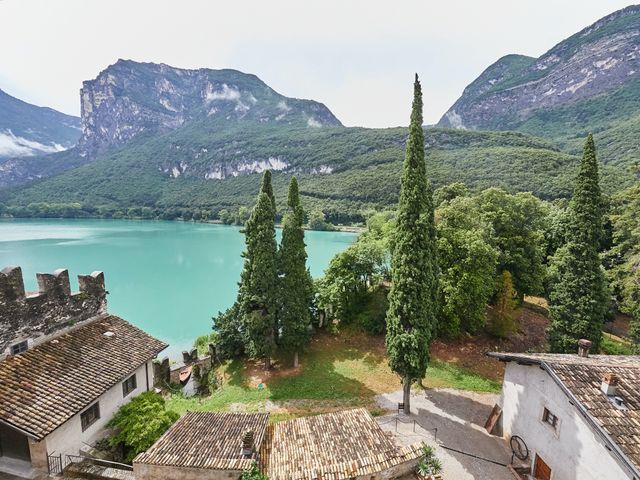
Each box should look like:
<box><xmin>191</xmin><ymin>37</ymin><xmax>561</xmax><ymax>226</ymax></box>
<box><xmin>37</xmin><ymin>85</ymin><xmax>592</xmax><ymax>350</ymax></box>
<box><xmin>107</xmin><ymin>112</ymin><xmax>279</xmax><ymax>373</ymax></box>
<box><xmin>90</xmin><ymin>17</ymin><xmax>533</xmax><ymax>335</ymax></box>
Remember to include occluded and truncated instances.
<box><xmin>416</xmin><ymin>445</ymin><xmax>443</xmax><ymax>479</ymax></box>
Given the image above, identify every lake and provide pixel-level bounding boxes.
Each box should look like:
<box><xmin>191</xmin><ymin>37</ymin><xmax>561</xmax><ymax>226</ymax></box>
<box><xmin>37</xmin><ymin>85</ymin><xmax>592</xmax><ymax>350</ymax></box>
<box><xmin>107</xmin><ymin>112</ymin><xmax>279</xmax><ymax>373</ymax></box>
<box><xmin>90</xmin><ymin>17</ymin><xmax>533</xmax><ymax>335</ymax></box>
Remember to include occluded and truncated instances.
<box><xmin>0</xmin><ymin>219</ymin><xmax>356</xmax><ymax>358</ymax></box>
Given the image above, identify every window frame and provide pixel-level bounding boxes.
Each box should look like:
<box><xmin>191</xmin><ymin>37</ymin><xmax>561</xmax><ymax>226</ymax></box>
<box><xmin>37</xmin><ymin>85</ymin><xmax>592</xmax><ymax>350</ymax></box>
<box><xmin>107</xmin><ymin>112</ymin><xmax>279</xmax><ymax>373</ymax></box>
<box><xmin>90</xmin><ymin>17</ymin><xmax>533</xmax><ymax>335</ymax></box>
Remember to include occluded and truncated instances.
<box><xmin>541</xmin><ymin>406</ymin><xmax>559</xmax><ymax>432</ymax></box>
<box><xmin>10</xmin><ymin>340</ymin><xmax>28</xmax><ymax>355</ymax></box>
<box><xmin>122</xmin><ymin>373</ymin><xmax>137</xmax><ymax>397</ymax></box>
<box><xmin>80</xmin><ymin>402</ymin><xmax>101</xmax><ymax>431</ymax></box>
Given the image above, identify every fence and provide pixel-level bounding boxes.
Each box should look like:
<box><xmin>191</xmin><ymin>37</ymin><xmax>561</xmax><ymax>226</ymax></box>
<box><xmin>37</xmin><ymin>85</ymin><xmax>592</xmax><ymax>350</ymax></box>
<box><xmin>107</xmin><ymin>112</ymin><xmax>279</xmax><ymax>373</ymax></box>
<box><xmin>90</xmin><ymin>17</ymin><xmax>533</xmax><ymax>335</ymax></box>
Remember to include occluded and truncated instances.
<box><xmin>46</xmin><ymin>452</ymin><xmax>133</xmax><ymax>476</ymax></box>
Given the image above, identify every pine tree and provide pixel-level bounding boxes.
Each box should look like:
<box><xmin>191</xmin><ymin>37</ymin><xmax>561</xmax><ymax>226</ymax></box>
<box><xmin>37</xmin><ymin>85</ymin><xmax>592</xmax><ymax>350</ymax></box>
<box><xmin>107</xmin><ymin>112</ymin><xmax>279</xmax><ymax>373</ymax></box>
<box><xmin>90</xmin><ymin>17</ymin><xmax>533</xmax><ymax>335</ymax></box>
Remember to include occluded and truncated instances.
<box><xmin>278</xmin><ymin>177</ymin><xmax>313</xmax><ymax>367</ymax></box>
<box><xmin>385</xmin><ymin>75</ymin><xmax>438</xmax><ymax>414</ymax></box>
<box><xmin>548</xmin><ymin>135</ymin><xmax>609</xmax><ymax>352</ymax></box>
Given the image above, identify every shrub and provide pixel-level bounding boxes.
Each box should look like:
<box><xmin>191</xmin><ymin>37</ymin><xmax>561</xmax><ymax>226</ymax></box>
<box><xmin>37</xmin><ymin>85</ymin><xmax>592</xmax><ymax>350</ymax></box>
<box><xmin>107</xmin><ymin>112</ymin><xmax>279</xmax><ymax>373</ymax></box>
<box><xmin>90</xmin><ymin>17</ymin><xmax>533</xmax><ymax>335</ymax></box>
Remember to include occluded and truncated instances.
<box><xmin>107</xmin><ymin>392</ymin><xmax>179</xmax><ymax>462</ymax></box>
<box><xmin>241</xmin><ymin>461</ymin><xmax>268</xmax><ymax>480</ymax></box>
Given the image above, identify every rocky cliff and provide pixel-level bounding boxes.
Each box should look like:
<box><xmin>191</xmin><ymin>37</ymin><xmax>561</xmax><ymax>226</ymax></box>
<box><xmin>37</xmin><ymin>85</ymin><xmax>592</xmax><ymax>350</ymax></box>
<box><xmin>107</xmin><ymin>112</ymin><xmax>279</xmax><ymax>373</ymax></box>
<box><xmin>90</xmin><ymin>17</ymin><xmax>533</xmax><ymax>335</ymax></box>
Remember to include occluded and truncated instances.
<box><xmin>78</xmin><ymin>60</ymin><xmax>342</xmax><ymax>156</ymax></box>
<box><xmin>439</xmin><ymin>5</ymin><xmax>640</xmax><ymax>131</ymax></box>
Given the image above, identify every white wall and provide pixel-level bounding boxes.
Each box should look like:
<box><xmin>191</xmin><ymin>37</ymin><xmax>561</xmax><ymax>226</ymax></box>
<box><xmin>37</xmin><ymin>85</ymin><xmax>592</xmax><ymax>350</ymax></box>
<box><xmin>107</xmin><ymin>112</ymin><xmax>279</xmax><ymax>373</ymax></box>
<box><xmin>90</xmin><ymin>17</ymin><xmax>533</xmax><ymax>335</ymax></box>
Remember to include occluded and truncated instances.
<box><xmin>44</xmin><ymin>360</ymin><xmax>155</xmax><ymax>459</ymax></box>
<box><xmin>500</xmin><ymin>363</ymin><xmax>633</xmax><ymax>480</ymax></box>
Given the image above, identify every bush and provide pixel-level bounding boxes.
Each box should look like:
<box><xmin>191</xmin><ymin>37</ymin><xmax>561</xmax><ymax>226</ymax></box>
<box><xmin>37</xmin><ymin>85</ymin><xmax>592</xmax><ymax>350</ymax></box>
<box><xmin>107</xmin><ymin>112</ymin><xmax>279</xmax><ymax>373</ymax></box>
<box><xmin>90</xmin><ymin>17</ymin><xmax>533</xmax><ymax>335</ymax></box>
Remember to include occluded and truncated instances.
<box><xmin>241</xmin><ymin>461</ymin><xmax>268</xmax><ymax>480</ymax></box>
<box><xmin>107</xmin><ymin>392</ymin><xmax>179</xmax><ymax>462</ymax></box>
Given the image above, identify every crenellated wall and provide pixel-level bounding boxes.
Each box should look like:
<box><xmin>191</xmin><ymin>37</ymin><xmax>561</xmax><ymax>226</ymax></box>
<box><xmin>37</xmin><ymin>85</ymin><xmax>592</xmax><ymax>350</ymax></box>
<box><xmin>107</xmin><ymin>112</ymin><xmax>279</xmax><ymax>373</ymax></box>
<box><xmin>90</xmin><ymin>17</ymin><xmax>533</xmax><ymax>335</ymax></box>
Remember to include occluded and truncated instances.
<box><xmin>0</xmin><ymin>266</ymin><xmax>107</xmax><ymax>356</ymax></box>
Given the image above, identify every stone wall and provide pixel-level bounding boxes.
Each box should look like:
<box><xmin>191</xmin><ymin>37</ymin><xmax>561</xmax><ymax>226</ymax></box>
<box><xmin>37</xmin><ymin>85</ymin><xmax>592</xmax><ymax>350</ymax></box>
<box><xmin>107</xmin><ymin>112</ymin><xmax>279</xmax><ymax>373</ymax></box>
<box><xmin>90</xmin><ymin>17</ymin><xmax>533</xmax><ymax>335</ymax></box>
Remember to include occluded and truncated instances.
<box><xmin>133</xmin><ymin>463</ymin><xmax>242</xmax><ymax>480</ymax></box>
<box><xmin>0</xmin><ymin>266</ymin><xmax>107</xmax><ymax>356</ymax></box>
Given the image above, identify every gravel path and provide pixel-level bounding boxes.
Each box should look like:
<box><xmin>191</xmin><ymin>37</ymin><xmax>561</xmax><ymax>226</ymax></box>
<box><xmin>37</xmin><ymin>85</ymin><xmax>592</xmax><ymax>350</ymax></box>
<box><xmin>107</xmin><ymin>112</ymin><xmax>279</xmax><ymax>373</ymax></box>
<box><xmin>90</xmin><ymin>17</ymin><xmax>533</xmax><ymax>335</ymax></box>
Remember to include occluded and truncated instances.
<box><xmin>376</xmin><ymin>388</ymin><xmax>513</xmax><ymax>480</ymax></box>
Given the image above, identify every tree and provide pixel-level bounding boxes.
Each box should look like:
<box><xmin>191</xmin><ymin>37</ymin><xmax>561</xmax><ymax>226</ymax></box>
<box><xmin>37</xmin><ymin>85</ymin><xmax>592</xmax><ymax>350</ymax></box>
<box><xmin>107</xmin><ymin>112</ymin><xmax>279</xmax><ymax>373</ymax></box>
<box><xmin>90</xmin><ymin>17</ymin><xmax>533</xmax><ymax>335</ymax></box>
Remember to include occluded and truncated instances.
<box><xmin>437</xmin><ymin>196</ymin><xmax>498</xmax><ymax>336</ymax></box>
<box><xmin>475</xmin><ymin>188</ymin><xmax>546</xmax><ymax>299</ymax></box>
<box><xmin>213</xmin><ymin>171</ymin><xmax>278</xmax><ymax>366</ymax></box>
<box><xmin>107</xmin><ymin>392</ymin><xmax>179</xmax><ymax>462</ymax></box>
<box><xmin>307</xmin><ymin>209</ymin><xmax>336</xmax><ymax>231</ymax></box>
<box><xmin>631</xmin><ymin>308</ymin><xmax>640</xmax><ymax>354</ymax></box>
<box><xmin>260</xmin><ymin>169</ymin><xmax>276</xmax><ymax>211</ymax></box>
<box><xmin>548</xmin><ymin>135</ymin><xmax>610</xmax><ymax>353</ymax></box>
<box><xmin>242</xmin><ymin>176</ymin><xmax>279</xmax><ymax>368</ymax></box>
<box><xmin>278</xmin><ymin>177</ymin><xmax>314</xmax><ymax>367</ymax></box>
<box><xmin>385</xmin><ymin>75</ymin><xmax>438</xmax><ymax>415</ymax></box>
<box><xmin>488</xmin><ymin>271</ymin><xmax>518</xmax><ymax>338</ymax></box>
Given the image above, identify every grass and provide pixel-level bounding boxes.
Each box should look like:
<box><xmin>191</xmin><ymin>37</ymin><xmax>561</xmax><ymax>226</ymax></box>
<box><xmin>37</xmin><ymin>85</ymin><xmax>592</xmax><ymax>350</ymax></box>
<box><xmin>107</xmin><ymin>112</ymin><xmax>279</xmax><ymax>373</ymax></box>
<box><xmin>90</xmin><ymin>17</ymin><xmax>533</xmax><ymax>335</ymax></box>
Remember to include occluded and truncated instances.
<box><xmin>601</xmin><ymin>333</ymin><xmax>634</xmax><ymax>355</ymax></box>
<box><xmin>165</xmin><ymin>330</ymin><xmax>502</xmax><ymax>417</ymax></box>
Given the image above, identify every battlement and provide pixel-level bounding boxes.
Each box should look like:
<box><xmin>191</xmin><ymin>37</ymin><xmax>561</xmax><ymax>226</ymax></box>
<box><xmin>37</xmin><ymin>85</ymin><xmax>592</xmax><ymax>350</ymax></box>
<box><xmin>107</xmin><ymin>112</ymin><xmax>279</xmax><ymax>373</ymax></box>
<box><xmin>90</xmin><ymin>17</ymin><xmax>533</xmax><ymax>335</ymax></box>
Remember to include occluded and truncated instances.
<box><xmin>0</xmin><ymin>266</ymin><xmax>108</xmax><ymax>357</ymax></box>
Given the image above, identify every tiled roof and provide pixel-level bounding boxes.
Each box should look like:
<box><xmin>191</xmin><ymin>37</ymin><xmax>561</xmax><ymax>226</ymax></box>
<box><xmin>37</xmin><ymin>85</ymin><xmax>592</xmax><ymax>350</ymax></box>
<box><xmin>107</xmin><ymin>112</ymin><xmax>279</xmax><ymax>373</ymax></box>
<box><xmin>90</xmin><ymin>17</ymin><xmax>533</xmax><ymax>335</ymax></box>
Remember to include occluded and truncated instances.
<box><xmin>260</xmin><ymin>408</ymin><xmax>424</xmax><ymax>480</ymax></box>
<box><xmin>134</xmin><ymin>411</ymin><xmax>269</xmax><ymax>471</ymax></box>
<box><xmin>0</xmin><ymin>315</ymin><xmax>167</xmax><ymax>440</ymax></box>
<box><xmin>488</xmin><ymin>352</ymin><xmax>640</xmax><ymax>473</ymax></box>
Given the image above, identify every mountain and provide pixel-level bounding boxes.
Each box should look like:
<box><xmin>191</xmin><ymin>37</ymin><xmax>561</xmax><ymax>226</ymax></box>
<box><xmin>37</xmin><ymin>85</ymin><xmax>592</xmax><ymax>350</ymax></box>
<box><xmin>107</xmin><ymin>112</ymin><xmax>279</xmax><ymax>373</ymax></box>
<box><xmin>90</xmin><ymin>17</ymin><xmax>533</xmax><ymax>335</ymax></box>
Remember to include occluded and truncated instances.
<box><xmin>438</xmin><ymin>5</ymin><xmax>640</xmax><ymax>168</ymax></box>
<box><xmin>77</xmin><ymin>60</ymin><xmax>341</xmax><ymax>156</ymax></box>
<box><xmin>4</xmin><ymin>124</ymin><xmax>618</xmax><ymax>223</ymax></box>
<box><xmin>0</xmin><ymin>88</ymin><xmax>80</xmax><ymax>158</ymax></box>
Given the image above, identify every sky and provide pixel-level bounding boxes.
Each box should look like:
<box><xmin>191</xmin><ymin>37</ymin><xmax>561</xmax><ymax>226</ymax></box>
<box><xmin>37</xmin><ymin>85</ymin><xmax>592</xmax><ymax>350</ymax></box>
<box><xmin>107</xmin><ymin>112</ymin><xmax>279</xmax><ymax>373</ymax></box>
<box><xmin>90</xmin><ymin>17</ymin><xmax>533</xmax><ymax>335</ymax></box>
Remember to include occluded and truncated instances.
<box><xmin>0</xmin><ymin>0</ymin><xmax>634</xmax><ymax>127</ymax></box>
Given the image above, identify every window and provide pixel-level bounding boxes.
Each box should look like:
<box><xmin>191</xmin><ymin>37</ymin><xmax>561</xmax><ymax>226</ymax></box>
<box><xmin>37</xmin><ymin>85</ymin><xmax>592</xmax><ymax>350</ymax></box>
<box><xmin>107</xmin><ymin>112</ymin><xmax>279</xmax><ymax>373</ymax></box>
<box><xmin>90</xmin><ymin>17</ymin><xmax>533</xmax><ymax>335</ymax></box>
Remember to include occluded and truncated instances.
<box><xmin>10</xmin><ymin>340</ymin><xmax>28</xmax><ymax>355</ymax></box>
<box><xmin>542</xmin><ymin>407</ymin><xmax>558</xmax><ymax>429</ymax></box>
<box><xmin>80</xmin><ymin>402</ymin><xmax>100</xmax><ymax>431</ymax></box>
<box><xmin>122</xmin><ymin>374</ymin><xmax>137</xmax><ymax>397</ymax></box>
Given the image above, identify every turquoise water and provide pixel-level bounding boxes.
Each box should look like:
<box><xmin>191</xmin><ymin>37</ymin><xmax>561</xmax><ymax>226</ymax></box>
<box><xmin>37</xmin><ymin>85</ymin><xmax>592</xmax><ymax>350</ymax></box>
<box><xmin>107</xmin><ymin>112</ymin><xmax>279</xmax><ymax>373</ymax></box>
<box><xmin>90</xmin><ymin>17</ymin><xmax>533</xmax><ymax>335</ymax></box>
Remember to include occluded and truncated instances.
<box><xmin>0</xmin><ymin>219</ymin><xmax>355</xmax><ymax>358</ymax></box>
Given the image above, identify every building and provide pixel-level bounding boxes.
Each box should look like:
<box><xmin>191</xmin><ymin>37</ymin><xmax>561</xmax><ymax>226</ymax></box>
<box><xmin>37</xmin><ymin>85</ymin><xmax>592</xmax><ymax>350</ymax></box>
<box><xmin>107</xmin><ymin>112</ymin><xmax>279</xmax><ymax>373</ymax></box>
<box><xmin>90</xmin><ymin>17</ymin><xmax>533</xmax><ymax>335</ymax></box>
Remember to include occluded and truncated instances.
<box><xmin>0</xmin><ymin>266</ymin><xmax>167</xmax><ymax>477</ymax></box>
<box><xmin>488</xmin><ymin>347</ymin><xmax>640</xmax><ymax>480</ymax></box>
<box><xmin>260</xmin><ymin>408</ymin><xmax>424</xmax><ymax>480</ymax></box>
<box><xmin>135</xmin><ymin>408</ymin><xmax>424</xmax><ymax>480</ymax></box>
<box><xmin>134</xmin><ymin>412</ymin><xmax>270</xmax><ymax>480</ymax></box>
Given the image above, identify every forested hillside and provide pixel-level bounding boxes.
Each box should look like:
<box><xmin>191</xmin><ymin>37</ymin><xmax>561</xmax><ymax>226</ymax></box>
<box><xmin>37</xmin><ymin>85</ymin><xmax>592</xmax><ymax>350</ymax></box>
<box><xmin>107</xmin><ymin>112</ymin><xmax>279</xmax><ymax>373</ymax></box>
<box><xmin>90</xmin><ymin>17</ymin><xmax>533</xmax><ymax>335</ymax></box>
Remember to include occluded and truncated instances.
<box><xmin>3</xmin><ymin>125</ymin><xmax>625</xmax><ymax>223</ymax></box>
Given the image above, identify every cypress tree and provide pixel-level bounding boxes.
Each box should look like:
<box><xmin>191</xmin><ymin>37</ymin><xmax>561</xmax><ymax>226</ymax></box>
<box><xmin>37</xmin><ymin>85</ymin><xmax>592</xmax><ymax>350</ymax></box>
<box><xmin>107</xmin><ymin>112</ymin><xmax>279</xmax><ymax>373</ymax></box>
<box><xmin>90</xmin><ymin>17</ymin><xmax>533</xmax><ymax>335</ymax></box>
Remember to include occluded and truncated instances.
<box><xmin>242</xmin><ymin>182</ymin><xmax>279</xmax><ymax>369</ymax></box>
<box><xmin>278</xmin><ymin>177</ymin><xmax>313</xmax><ymax>367</ymax></box>
<box><xmin>260</xmin><ymin>170</ymin><xmax>276</xmax><ymax>211</ymax></box>
<box><xmin>548</xmin><ymin>135</ymin><xmax>609</xmax><ymax>352</ymax></box>
<box><xmin>385</xmin><ymin>75</ymin><xmax>438</xmax><ymax>414</ymax></box>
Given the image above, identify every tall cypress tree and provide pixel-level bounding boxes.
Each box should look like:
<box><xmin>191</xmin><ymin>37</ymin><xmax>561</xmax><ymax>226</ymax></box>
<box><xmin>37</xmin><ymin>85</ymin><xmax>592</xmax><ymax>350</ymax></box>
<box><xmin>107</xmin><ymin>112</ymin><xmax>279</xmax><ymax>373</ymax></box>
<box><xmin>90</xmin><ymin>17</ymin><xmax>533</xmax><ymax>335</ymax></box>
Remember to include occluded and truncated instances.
<box><xmin>385</xmin><ymin>75</ymin><xmax>438</xmax><ymax>414</ymax></box>
<box><xmin>278</xmin><ymin>177</ymin><xmax>313</xmax><ymax>367</ymax></box>
<box><xmin>548</xmin><ymin>135</ymin><xmax>609</xmax><ymax>352</ymax></box>
<box><xmin>260</xmin><ymin>169</ymin><xmax>276</xmax><ymax>211</ymax></box>
<box><xmin>242</xmin><ymin>174</ymin><xmax>279</xmax><ymax>368</ymax></box>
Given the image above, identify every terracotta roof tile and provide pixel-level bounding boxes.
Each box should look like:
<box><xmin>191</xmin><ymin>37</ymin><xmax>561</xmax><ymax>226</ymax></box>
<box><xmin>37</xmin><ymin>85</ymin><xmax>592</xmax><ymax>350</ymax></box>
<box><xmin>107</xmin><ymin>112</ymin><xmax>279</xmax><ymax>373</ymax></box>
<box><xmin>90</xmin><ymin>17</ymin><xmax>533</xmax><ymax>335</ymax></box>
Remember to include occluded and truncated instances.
<box><xmin>260</xmin><ymin>408</ymin><xmax>423</xmax><ymax>480</ymax></box>
<box><xmin>134</xmin><ymin>411</ymin><xmax>269</xmax><ymax>470</ymax></box>
<box><xmin>0</xmin><ymin>315</ymin><xmax>167</xmax><ymax>440</ymax></box>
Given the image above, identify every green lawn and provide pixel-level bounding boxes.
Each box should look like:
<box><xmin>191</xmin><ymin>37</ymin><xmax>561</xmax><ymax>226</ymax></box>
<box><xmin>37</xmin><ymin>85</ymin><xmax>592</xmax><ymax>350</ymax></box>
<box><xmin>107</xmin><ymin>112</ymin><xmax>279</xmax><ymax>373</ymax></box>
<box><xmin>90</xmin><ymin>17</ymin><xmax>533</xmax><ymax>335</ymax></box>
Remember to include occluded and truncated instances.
<box><xmin>166</xmin><ymin>331</ymin><xmax>501</xmax><ymax>416</ymax></box>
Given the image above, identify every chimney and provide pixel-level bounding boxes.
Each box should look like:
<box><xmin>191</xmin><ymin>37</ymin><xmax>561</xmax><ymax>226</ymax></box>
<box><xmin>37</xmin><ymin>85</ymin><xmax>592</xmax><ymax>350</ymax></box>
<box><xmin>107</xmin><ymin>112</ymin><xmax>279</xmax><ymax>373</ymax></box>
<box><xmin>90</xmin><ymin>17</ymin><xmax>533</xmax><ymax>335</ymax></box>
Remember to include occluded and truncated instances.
<box><xmin>241</xmin><ymin>430</ymin><xmax>255</xmax><ymax>458</ymax></box>
<box><xmin>578</xmin><ymin>339</ymin><xmax>592</xmax><ymax>358</ymax></box>
<box><xmin>601</xmin><ymin>372</ymin><xmax>619</xmax><ymax>396</ymax></box>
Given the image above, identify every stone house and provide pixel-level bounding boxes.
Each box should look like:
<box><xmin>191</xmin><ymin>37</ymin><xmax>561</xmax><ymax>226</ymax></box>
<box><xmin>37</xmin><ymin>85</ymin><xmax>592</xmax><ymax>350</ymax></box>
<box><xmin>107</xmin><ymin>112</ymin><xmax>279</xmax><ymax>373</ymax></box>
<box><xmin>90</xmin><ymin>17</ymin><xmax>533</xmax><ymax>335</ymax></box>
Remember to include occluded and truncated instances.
<box><xmin>0</xmin><ymin>266</ymin><xmax>167</xmax><ymax>478</ymax></box>
<box><xmin>134</xmin><ymin>408</ymin><xmax>424</xmax><ymax>480</ymax></box>
<box><xmin>488</xmin><ymin>347</ymin><xmax>640</xmax><ymax>480</ymax></box>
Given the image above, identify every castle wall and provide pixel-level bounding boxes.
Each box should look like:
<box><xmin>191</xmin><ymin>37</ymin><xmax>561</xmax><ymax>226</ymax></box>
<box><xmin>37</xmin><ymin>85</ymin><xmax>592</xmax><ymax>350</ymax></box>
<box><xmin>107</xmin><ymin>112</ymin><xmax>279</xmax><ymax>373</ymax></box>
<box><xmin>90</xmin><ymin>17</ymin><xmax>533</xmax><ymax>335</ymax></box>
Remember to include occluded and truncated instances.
<box><xmin>0</xmin><ymin>266</ymin><xmax>107</xmax><ymax>357</ymax></box>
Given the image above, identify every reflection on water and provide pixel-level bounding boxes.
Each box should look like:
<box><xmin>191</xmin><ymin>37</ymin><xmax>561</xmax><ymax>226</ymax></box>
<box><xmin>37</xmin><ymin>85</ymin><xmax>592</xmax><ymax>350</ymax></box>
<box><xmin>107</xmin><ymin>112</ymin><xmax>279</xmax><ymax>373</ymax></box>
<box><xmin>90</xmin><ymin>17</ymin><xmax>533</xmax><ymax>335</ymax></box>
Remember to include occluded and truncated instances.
<box><xmin>0</xmin><ymin>218</ymin><xmax>355</xmax><ymax>358</ymax></box>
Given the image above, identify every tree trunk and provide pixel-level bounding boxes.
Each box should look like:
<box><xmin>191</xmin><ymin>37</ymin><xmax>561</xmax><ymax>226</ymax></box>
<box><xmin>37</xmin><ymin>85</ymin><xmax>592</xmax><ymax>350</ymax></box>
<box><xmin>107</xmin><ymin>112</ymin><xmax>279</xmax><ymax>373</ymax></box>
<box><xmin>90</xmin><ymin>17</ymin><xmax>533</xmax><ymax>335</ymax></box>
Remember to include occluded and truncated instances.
<box><xmin>293</xmin><ymin>351</ymin><xmax>299</xmax><ymax>369</ymax></box>
<box><xmin>265</xmin><ymin>356</ymin><xmax>271</xmax><ymax>370</ymax></box>
<box><xmin>403</xmin><ymin>377</ymin><xmax>411</xmax><ymax>415</ymax></box>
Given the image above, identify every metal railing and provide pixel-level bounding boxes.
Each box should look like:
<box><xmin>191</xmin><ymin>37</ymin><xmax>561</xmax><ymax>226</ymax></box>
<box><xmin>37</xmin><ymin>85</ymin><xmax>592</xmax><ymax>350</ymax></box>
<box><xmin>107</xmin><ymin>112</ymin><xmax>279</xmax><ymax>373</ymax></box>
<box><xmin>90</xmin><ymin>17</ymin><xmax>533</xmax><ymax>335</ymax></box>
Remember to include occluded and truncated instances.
<box><xmin>47</xmin><ymin>453</ymin><xmax>64</xmax><ymax>475</ymax></box>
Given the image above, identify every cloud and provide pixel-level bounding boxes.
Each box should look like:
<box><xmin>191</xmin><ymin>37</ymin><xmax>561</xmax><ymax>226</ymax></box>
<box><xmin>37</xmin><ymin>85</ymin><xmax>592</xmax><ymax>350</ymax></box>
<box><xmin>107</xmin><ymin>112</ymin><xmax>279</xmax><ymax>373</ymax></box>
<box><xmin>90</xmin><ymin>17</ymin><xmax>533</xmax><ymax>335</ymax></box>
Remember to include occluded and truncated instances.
<box><xmin>206</xmin><ymin>84</ymin><xmax>241</xmax><ymax>102</ymax></box>
<box><xmin>0</xmin><ymin>129</ymin><xmax>67</xmax><ymax>157</ymax></box>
